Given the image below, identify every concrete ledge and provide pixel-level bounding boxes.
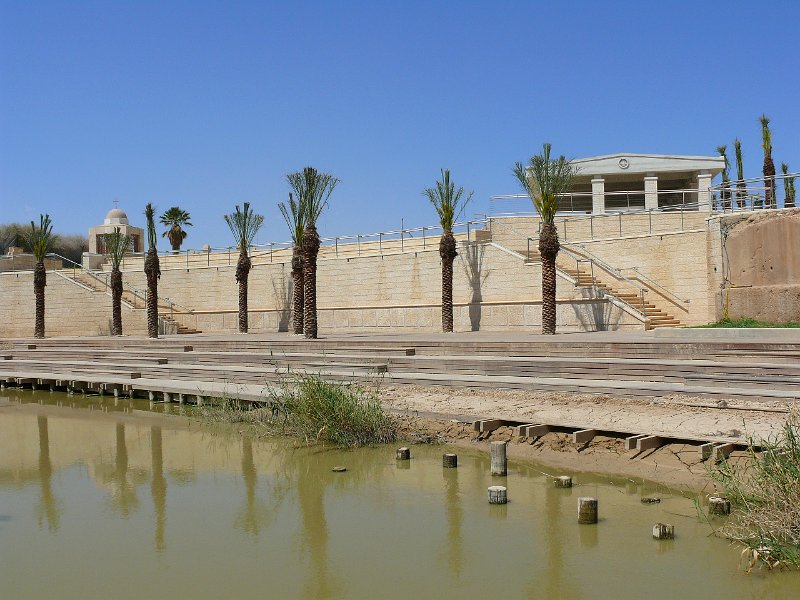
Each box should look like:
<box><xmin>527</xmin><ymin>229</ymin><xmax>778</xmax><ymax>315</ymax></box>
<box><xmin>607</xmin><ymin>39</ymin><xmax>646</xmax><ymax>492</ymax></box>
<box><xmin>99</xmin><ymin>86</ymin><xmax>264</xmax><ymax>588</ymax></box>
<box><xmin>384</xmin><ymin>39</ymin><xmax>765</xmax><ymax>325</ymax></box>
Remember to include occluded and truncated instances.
<box><xmin>653</xmin><ymin>327</ymin><xmax>800</xmax><ymax>341</ymax></box>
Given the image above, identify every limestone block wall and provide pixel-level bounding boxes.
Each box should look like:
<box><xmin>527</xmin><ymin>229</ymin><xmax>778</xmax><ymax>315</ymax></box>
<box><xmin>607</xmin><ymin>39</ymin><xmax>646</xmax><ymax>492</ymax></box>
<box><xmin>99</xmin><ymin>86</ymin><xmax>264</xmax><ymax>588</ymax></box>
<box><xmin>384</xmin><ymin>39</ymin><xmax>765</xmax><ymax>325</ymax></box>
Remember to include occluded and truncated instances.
<box><xmin>0</xmin><ymin>272</ymin><xmax>147</xmax><ymax>338</ymax></box>
<box><xmin>119</xmin><ymin>242</ymin><xmax>639</xmax><ymax>333</ymax></box>
<box><xmin>719</xmin><ymin>209</ymin><xmax>800</xmax><ymax>322</ymax></box>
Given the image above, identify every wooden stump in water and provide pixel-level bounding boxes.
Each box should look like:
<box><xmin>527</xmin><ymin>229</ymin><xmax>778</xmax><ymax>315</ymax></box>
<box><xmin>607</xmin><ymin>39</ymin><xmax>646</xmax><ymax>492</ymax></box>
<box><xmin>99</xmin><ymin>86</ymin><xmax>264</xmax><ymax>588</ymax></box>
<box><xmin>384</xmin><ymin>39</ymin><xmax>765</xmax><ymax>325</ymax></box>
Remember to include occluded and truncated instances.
<box><xmin>396</xmin><ymin>447</ymin><xmax>411</xmax><ymax>460</ymax></box>
<box><xmin>443</xmin><ymin>453</ymin><xmax>458</xmax><ymax>468</ymax></box>
<box><xmin>578</xmin><ymin>497</ymin><xmax>598</xmax><ymax>524</ymax></box>
<box><xmin>555</xmin><ymin>476</ymin><xmax>573</xmax><ymax>488</ymax></box>
<box><xmin>708</xmin><ymin>496</ymin><xmax>731</xmax><ymax>515</ymax></box>
<box><xmin>490</xmin><ymin>441</ymin><xmax>507</xmax><ymax>476</ymax></box>
<box><xmin>488</xmin><ymin>485</ymin><xmax>508</xmax><ymax>504</ymax></box>
<box><xmin>652</xmin><ymin>523</ymin><xmax>675</xmax><ymax>539</ymax></box>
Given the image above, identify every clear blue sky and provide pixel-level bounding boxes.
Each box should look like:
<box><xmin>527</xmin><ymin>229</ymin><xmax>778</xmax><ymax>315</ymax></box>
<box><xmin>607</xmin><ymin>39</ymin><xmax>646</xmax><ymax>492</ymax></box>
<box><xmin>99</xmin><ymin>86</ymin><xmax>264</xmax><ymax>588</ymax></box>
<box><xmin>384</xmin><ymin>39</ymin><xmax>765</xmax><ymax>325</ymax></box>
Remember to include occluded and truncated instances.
<box><xmin>1</xmin><ymin>1</ymin><xmax>798</xmax><ymax>250</ymax></box>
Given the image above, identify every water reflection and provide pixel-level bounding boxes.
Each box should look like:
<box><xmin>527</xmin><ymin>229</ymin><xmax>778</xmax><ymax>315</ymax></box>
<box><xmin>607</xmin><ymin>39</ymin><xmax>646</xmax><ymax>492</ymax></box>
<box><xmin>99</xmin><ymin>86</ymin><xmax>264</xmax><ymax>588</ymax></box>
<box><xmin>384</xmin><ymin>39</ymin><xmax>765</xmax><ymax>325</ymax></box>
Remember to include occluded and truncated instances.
<box><xmin>36</xmin><ymin>416</ymin><xmax>61</xmax><ymax>532</ymax></box>
<box><xmin>150</xmin><ymin>426</ymin><xmax>167</xmax><ymax>551</ymax></box>
<box><xmin>2</xmin><ymin>391</ymin><xmax>800</xmax><ymax>600</ymax></box>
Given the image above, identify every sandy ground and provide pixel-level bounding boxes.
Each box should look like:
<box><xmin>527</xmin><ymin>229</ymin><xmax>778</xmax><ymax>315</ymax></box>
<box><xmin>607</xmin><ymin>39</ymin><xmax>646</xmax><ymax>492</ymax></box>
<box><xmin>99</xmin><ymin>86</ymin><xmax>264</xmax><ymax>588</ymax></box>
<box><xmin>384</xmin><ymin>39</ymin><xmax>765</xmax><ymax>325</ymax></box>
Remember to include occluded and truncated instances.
<box><xmin>383</xmin><ymin>385</ymin><xmax>793</xmax><ymax>492</ymax></box>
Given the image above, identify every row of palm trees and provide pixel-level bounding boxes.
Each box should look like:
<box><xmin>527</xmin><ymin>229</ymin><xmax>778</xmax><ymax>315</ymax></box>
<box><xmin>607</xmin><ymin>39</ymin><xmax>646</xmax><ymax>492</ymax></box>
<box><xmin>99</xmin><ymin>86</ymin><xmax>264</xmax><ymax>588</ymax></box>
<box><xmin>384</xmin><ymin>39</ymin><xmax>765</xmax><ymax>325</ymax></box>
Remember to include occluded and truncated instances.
<box><xmin>25</xmin><ymin>147</ymin><xmax>574</xmax><ymax>339</ymax></box>
<box><xmin>718</xmin><ymin>115</ymin><xmax>795</xmax><ymax>210</ymax></box>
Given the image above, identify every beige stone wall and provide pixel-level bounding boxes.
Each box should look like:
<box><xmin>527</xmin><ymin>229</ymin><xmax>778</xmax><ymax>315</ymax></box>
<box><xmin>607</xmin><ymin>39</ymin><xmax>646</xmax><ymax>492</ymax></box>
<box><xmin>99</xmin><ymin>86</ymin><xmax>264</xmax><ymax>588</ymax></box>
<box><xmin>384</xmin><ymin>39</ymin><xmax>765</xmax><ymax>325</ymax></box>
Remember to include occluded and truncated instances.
<box><xmin>719</xmin><ymin>209</ymin><xmax>800</xmax><ymax>323</ymax></box>
<box><xmin>118</xmin><ymin>242</ymin><xmax>639</xmax><ymax>333</ymax></box>
<box><xmin>0</xmin><ymin>272</ymin><xmax>147</xmax><ymax>338</ymax></box>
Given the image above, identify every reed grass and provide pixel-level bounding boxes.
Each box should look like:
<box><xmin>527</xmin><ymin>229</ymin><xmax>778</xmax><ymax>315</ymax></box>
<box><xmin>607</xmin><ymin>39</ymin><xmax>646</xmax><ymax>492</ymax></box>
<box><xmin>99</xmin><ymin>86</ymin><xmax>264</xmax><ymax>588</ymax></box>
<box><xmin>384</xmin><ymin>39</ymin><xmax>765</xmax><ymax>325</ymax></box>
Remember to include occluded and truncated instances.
<box><xmin>203</xmin><ymin>374</ymin><xmax>397</xmax><ymax>448</ymax></box>
<box><xmin>711</xmin><ymin>409</ymin><xmax>800</xmax><ymax>570</ymax></box>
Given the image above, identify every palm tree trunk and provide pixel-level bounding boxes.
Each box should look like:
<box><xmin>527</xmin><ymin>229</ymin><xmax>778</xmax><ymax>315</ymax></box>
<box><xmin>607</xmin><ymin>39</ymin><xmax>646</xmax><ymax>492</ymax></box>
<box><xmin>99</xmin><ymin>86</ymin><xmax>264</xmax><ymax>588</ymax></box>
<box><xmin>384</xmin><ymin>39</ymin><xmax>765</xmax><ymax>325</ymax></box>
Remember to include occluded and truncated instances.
<box><xmin>538</xmin><ymin>223</ymin><xmax>560</xmax><ymax>335</ymax></box>
<box><xmin>302</xmin><ymin>224</ymin><xmax>321</xmax><ymax>339</ymax></box>
<box><xmin>235</xmin><ymin>250</ymin><xmax>251</xmax><ymax>333</ymax></box>
<box><xmin>144</xmin><ymin>250</ymin><xmax>160</xmax><ymax>338</ymax></box>
<box><xmin>764</xmin><ymin>157</ymin><xmax>776</xmax><ymax>208</ymax></box>
<box><xmin>111</xmin><ymin>268</ymin><xmax>123</xmax><ymax>336</ymax></box>
<box><xmin>291</xmin><ymin>247</ymin><xmax>304</xmax><ymax>334</ymax></box>
<box><xmin>439</xmin><ymin>232</ymin><xmax>457</xmax><ymax>332</ymax></box>
<box><xmin>33</xmin><ymin>261</ymin><xmax>46</xmax><ymax>338</ymax></box>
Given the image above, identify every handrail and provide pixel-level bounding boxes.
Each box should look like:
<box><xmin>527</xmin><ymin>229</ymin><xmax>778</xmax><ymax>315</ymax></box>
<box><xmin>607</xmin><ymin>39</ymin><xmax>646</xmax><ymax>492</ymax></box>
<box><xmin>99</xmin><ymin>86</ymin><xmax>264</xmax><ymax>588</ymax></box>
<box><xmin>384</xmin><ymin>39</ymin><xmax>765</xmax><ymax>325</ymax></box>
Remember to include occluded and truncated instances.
<box><xmin>525</xmin><ymin>237</ymin><xmax>649</xmax><ymax>318</ymax></box>
<box><xmin>47</xmin><ymin>252</ymin><xmax>193</xmax><ymax>314</ymax></box>
<box><xmin>620</xmin><ymin>266</ymin><xmax>690</xmax><ymax>306</ymax></box>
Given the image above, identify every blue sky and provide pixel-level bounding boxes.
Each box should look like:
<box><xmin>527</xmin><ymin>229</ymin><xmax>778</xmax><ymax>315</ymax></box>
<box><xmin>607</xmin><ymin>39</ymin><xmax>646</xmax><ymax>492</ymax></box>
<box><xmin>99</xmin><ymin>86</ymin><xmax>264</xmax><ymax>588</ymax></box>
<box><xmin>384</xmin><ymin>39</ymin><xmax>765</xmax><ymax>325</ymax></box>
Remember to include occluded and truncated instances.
<box><xmin>1</xmin><ymin>1</ymin><xmax>798</xmax><ymax>249</ymax></box>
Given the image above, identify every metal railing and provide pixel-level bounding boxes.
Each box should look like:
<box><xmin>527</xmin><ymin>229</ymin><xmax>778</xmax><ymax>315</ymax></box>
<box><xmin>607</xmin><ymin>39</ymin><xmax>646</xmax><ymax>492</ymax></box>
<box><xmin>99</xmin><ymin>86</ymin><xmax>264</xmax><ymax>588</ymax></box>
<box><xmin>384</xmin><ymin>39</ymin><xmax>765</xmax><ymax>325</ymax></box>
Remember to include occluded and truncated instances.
<box><xmin>106</xmin><ymin>218</ymin><xmax>493</xmax><ymax>272</ymax></box>
<box><xmin>525</xmin><ymin>237</ymin><xmax>650</xmax><ymax>318</ymax></box>
<box><xmin>490</xmin><ymin>188</ymin><xmax>703</xmax><ymax>215</ymax></box>
<box><xmin>47</xmin><ymin>253</ymin><xmax>192</xmax><ymax>316</ymax></box>
<box><xmin>712</xmin><ymin>171</ymin><xmax>798</xmax><ymax>212</ymax></box>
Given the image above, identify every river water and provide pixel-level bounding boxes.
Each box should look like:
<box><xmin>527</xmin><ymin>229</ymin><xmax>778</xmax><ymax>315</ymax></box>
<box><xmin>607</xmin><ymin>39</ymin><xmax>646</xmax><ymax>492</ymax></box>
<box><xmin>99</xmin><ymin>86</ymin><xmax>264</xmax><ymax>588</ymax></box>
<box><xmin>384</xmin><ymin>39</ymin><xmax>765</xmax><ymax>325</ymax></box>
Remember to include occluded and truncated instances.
<box><xmin>1</xmin><ymin>389</ymin><xmax>798</xmax><ymax>599</ymax></box>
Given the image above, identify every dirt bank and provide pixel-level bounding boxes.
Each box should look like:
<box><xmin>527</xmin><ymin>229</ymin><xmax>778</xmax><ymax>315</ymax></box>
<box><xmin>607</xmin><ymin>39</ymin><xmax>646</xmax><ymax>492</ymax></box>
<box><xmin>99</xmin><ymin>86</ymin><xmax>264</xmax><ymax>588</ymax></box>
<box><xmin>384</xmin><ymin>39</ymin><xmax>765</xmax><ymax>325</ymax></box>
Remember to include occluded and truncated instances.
<box><xmin>384</xmin><ymin>384</ymin><xmax>792</xmax><ymax>492</ymax></box>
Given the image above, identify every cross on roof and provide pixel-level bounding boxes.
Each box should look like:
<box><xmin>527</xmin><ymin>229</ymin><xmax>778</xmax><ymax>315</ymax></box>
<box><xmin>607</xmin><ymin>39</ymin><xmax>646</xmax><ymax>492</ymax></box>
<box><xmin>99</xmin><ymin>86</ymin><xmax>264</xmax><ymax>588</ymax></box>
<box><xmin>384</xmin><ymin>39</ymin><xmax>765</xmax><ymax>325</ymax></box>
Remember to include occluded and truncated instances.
<box><xmin>113</xmin><ymin>198</ymin><xmax>120</xmax><ymax>208</ymax></box>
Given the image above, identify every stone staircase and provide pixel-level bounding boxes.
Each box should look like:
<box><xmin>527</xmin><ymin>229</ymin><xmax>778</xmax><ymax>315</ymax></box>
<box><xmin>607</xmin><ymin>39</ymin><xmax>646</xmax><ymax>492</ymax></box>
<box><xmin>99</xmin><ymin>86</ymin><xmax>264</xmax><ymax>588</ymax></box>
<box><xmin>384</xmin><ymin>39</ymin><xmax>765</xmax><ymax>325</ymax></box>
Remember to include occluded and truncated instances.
<box><xmin>517</xmin><ymin>247</ymin><xmax>681</xmax><ymax>330</ymax></box>
<box><xmin>58</xmin><ymin>270</ymin><xmax>202</xmax><ymax>335</ymax></box>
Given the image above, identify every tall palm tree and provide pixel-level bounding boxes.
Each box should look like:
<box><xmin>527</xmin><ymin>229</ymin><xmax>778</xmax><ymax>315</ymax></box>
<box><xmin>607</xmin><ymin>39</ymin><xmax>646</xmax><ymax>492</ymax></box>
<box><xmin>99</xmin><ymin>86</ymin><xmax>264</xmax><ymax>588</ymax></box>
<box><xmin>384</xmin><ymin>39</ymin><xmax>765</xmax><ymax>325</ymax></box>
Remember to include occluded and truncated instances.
<box><xmin>423</xmin><ymin>169</ymin><xmax>473</xmax><ymax>332</ymax></box>
<box><xmin>224</xmin><ymin>202</ymin><xmax>264</xmax><ymax>333</ymax></box>
<box><xmin>159</xmin><ymin>207</ymin><xmax>192</xmax><ymax>252</ymax></box>
<box><xmin>734</xmin><ymin>138</ymin><xmax>746</xmax><ymax>209</ymax></box>
<box><xmin>287</xmin><ymin>167</ymin><xmax>339</xmax><ymax>339</ymax></box>
<box><xmin>716</xmin><ymin>145</ymin><xmax>731</xmax><ymax>210</ymax></box>
<box><xmin>143</xmin><ymin>203</ymin><xmax>161</xmax><ymax>338</ymax></box>
<box><xmin>514</xmin><ymin>144</ymin><xmax>577</xmax><ymax>335</ymax></box>
<box><xmin>278</xmin><ymin>193</ymin><xmax>306</xmax><ymax>335</ymax></box>
<box><xmin>24</xmin><ymin>214</ymin><xmax>53</xmax><ymax>338</ymax></box>
<box><xmin>783</xmin><ymin>163</ymin><xmax>796</xmax><ymax>209</ymax></box>
<box><xmin>760</xmin><ymin>114</ymin><xmax>776</xmax><ymax>209</ymax></box>
<box><xmin>103</xmin><ymin>227</ymin><xmax>131</xmax><ymax>336</ymax></box>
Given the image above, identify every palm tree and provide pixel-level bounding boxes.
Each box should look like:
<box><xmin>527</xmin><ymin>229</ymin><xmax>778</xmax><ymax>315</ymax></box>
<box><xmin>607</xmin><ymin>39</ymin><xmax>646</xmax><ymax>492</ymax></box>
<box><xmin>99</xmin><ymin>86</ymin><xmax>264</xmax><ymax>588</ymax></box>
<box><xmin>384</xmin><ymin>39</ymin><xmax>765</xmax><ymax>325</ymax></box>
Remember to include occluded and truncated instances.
<box><xmin>734</xmin><ymin>138</ymin><xmax>746</xmax><ymax>209</ymax></box>
<box><xmin>278</xmin><ymin>193</ymin><xmax>306</xmax><ymax>335</ymax></box>
<box><xmin>716</xmin><ymin>145</ymin><xmax>731</xmax><ymax>210</ymax></box>
<box><xmin>143</xmin><ymin>203</ymin><xmax>161</xmax><ymax>338</ymax></box>
<box><xmin>783</xmin><ymin>163</ymin><xmax>796</xmax><ymax>209</ymax></box>
<box><xmin>224</xmin><ymin>202</ymin><xmax>264</xmax><ymax>333</ymax></box>
<box><xmin>423</xmin><ymin>169</ymin><xmax>473</xmax><ymax>332</ymax></box>
<box><xmin>24</xmin><ymin>214</ymin><xmax>53</xmax><ymax>338</ymax></box>
<box><xmin>103</xmin><ymin>227</ymin><xmax>131</xmax><ymax>336</ymax></box>
<box><xmin>159</xmin><ymin>207</ymin><xmax>192</xmax><ymax>252</ymax></box>
<box><xmin>760</xmin><ymin>115</ymin><xmax>776</xmax><ymax>209</ymax></box>
<box><xmin>514</xmin><ymin>144</ymin><xmax>578</xmax><ymax>335</ymax></box>
<box><xmin>287</xmin><ymin>167</ymin><xmax>339</xmax><ymax>339</ymax></box>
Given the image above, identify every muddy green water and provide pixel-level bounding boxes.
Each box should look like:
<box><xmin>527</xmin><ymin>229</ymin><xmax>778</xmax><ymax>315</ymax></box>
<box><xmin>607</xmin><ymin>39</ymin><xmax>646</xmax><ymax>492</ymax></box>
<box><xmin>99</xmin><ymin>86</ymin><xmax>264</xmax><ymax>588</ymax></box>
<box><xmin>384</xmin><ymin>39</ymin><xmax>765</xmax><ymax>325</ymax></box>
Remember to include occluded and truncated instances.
<box><xmin>1</xmin><ymin>390</ymin><xmax>798</xmax><ymax>599</ymax></box>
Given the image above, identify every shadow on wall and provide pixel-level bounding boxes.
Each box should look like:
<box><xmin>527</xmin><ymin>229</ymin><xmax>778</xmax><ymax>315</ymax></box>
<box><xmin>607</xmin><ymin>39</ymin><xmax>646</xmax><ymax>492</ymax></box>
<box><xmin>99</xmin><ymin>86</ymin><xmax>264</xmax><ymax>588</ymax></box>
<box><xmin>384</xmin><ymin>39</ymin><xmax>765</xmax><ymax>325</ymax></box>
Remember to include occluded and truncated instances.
<box><xmin>572</xmin><ymin>288</ymin><xmax>624</xmax><ymax>331</ymax></box>
<box><xmin>272</xmin><ymin>273</ymin><xmax>291</xmax><ymax>333</ymax></box>
<box><xmin>462</xmin><ymin>242</ymin><xmax>491</xmax><ymax>332</ymax></box>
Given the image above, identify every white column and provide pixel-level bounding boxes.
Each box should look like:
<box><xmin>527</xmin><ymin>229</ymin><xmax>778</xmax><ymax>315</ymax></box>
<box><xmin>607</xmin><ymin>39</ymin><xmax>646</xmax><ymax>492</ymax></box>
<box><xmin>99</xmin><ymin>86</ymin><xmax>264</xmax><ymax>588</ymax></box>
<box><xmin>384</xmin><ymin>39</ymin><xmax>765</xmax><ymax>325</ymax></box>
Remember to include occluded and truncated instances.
<box><xmin>697</xmin><ymin>171</ymin><xmax>713</xmax><ymax>212</ymax></box>
<box><xmin>591</xmin><ymin>177</ymin><xmax>605</xmax><ymax>214</ymax></box>
<box><xmin>644</xmin><ymin>174</ymin><xmax>658</xmax><ymax>211</ymax></box>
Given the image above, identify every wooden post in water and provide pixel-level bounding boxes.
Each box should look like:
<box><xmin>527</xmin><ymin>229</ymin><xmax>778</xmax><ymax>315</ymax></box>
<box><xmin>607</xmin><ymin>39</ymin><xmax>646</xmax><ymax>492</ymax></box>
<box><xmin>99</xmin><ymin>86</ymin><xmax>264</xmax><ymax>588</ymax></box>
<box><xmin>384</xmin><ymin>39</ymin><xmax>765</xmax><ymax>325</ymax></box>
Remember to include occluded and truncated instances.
<box><xmin>490</xmin><ymin>441</ymin><xmax>507</xmax><ymax>476</ymax></box>
<box><xmin>708</xmin><ymin>496</ymin><xmax>731</xmax><ymax>515</ymax></box>
<box><xmin>443</xmin><ymin>453</ymin><xmax>458</xmax><ymax>468</ymax></box>
<box><xmin>652</xmin><ymin>523</ymin><xmax>675</xmax><ymax>539</ymax></box>
<box><xmin>555</xmin><ymin>475</ymin><xmax>573</xmax><ymax>488</ymax></box>
<box><xmin>488</xmin><ymin>485</ymin><xmax>507</xmax><ymax>504</ymax></box>
<box><xmin>396</xmin><ymin>447</ymin><xmax>411</xmax><ymax>460</ymax></box>
<box><xmin>578</xmin><ymin>497</ymin><xmax>598</xmax><ymax>524</ymax></box>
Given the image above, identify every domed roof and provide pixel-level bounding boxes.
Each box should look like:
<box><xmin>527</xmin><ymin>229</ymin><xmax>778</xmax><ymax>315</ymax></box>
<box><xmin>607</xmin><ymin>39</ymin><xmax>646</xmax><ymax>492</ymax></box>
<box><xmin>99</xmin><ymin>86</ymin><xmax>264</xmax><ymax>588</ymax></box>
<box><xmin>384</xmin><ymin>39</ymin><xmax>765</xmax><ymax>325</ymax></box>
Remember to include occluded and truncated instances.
<box><xmin>104</xmin><ymin>207</ymin><xmax>129</xmax><ymax>225</ymax></box>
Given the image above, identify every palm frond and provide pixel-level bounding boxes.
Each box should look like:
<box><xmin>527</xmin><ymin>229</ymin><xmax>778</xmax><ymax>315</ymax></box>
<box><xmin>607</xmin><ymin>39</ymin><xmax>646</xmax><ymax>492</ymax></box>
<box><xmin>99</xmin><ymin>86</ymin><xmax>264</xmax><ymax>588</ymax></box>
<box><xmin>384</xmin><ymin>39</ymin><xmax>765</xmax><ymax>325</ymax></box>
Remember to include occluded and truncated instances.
<box><xmin>159</xmin><ymin>207</ymin><xmax>192</xmax><ymax>227</ymax></box>
<box><xmin>514</xmin><ymin>143</ymin><xmax>578</xmax><ymax>224</ymax></box>
<box><xmin>278</xmin><ymin>192</ymin><xmax>306</xmax><ymax>245</ymax></box>
<box><xmin>24</xmin><ymin>214</ymin><xmax>54</xmax><ymax>262</ymax></box>
<box><xmin>286</xmin><ymin>167</ymin><xmax>339</xmax><ymax>227</ymax></box>
<box><xmin>734</xmin><ymin>138</ymin><xmax>745</xmax><ymax>180</ymax></box>
<box><xmin>224</xmin><ymin>202</ymin><xmax>265</xmax><ymax>253</ymax></box>
<box><xmin>760</xmin><ymin>114</ymin><xmax>772</xmax><ymax>155</ymax></box>
<box><xmin>144</xmin><ymin>203</ymin><xmax>158</xmax><ymax>251</ymax></box>
<box><xmin>103</xmin><ymin>227</ymin><xmax>131</xmax><ymax>268</ymax></box>
<box><xmin>422</xmin><ymin>169</ymin><xmax>473</xmax><ymax>232</ymax></box>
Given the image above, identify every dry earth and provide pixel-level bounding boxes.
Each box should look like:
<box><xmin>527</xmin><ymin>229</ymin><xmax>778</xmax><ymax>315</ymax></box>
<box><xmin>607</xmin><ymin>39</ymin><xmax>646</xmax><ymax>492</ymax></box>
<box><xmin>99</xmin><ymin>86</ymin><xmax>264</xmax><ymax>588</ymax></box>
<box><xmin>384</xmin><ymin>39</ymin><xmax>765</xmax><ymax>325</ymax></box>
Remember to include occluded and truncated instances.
<box><xmin>383</xmin><ymin>384</ymin><xmax>792</xmax><ymax>492</ymax></box>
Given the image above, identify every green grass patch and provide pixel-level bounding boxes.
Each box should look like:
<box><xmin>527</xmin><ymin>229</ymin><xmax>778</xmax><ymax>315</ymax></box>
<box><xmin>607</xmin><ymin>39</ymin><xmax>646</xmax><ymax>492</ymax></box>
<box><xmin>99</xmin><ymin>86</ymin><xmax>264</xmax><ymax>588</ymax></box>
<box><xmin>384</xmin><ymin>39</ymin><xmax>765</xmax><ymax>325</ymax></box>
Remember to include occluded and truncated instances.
<box><xmin>696</xmin><ymin>318</ymin><xmax>800</xmax><ymax>329</ymax></box>
<box><xmin>203</xmin><ymin>374</ymin><xmax>397</xmax><ymax>448</ymax></box>
<box><xmin>711</xmin><ymin>410</ymin><xmax>800</xmax><ymax>570</ymax></box>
